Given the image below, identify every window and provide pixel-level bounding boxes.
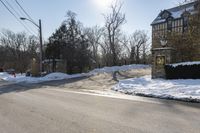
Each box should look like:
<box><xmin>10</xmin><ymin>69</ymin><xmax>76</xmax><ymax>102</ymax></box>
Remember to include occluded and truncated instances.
<box><xmin>153</xmin><ymin>25</ymin><xmax>155</xmax><ymax>31</ymax></box>
<box><xmin>184</xmin><ymin>16</ymin><xmax>189</xmax><ymax>26</ymax></box>
<box><xmin>178</xmin><ymin>27</ymin><xmax>182</xmax><ymax>33</ymax></box>
<box><xmin>167</xmin><ymin>20</ymin><xmax>172</xmax><ymax>30</ymax></box>
<box><xmin>180</xmin><ymin>19</ymin><xmax>183</xmax><ymax>26</ymax></box>
<box><xmin>172</xmin><ymin>21</ymin><xmax>175</xmax><ymax>28</ymax></box>
<box><xmin>164</xmin><ymin>23</ymin><xmax>167</xmax><ymax>29</ymax></box>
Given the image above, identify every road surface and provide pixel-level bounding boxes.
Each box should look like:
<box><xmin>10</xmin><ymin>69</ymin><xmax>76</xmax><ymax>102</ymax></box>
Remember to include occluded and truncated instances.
<box><xmin>0</xmin><ymin>80</ymin><xmax>200</xmax><ymax>133</ymax></box>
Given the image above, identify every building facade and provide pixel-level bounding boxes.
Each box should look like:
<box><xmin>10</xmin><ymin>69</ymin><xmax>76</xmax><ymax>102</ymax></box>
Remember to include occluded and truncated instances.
<box><xmin>151</xmin><ymin>1</ymin><xmax>197</xmax><ymax>48</ymax></box>
<box><xmin>151</xmin><ymin>1</ymin><xmax>199</xmax><ymax>78</ymax></box>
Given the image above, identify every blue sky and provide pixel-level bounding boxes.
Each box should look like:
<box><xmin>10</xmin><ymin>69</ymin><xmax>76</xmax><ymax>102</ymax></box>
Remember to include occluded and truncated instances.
<box><xmin>0</xmin><ymin>0</ymin><xmax>184</xmax><ymax>40</ymax></box>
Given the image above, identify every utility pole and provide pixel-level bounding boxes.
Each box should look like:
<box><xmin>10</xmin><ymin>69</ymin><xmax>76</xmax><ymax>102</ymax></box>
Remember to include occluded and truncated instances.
<box><xmin>39</xmin><ymin>19</ymin><xmax>43</xmax><ymax>73</ymax></box>
<box><xmin>20</xmin><ymin>17</ymin><xmax>43</xmax><ymax>75</ymax></box>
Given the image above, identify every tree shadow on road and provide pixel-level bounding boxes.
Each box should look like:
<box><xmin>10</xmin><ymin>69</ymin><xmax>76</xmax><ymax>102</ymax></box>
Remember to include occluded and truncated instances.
<box><xmin>0</xmin><ymin>76</ymin><xmax>89</xmax><ymax>95</ymax></box>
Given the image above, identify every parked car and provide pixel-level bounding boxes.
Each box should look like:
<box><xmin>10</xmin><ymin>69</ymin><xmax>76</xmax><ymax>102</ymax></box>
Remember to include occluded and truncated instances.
<box><xmin>5</xmin><ymin>69</ymin><xmax>15</xmax><ymax>75</ymax></box>
<box><xmin>26</xmin><ymin>70</ymin><xmax>31</xmax><ymax>77</ymax></box>
<box><xmin>0</xmin><ymin>67</ymin><xmax>3</xmax><ymax>72</ymax></box>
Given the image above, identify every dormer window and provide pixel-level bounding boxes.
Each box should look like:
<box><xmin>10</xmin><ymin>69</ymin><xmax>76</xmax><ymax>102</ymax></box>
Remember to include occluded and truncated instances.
<box><xmin>162</xmin><ymin>12</ymin><xmax>169</xmax><ymax>19</ymax></box>
<box><xmin>161</xmin><ymin>10</ymin><xmax>171</xmax><ymax>19</ymax></box>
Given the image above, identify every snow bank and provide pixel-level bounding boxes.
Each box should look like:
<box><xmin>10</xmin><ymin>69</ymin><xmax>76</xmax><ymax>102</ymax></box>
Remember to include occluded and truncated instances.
<box><xmin>113</xmin><ymin>75</ymin><xmax>200</xmax><ymax>102</ymax></box>
<box><xmin>169</xmin><ymin>61</ymin><xmax>200</xmax><ymax>67</ymax></box>
<box><xmin>90</xmin><ymin>64</ymin><xmax>150</xmax><ymax>74</ymax></box>
<box><xmin>0</xmin><ymin>72</ymin><xmax>87</xmax><ymax>84</ymax></box>
<box><xmin>0</xmin><ymin>64</ymin><xmax>150</xmax><ymax>84</ymax></box>
<box><xmin>0</xmin><ymin>72</ymin><xmax>15</xmax><ymax>81</ymax></box>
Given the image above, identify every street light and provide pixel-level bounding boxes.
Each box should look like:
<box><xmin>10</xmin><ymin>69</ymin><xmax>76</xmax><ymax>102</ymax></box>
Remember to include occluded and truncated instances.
<box><xmin>20</xmin><ymin>17</ymin><xmax>43</xmax><ymax>75</ymax></box>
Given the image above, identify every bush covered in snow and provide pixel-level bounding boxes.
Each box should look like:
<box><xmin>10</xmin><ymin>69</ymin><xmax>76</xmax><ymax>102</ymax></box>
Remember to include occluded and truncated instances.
<box><xmin>165</xmin><ymin>62</ymin><xmax>200</xmax><ymax>79</ymax></box>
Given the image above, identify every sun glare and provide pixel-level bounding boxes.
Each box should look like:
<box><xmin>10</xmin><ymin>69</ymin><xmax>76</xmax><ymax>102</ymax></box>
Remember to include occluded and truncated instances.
<box><xmin>92</xmin><ymin>0</ymin><xmax>113</xmax><ymax>9</ymax></box>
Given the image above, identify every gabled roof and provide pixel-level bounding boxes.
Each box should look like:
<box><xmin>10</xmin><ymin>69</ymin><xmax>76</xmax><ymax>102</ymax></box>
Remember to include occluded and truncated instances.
<box><xmin>151</xmin><ymin>1</ymin><xmax>197</xmax><ymax>25</ymax></box>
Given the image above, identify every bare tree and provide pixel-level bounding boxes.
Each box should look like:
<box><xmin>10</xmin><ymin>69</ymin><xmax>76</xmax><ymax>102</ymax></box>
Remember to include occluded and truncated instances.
<box><xmin>84</xmin><ymin>26</ymin><xmax>104</xmax><ymax>66</ymax></box>
<box><xmin>129</xmin><ymin>30</ymin><xmax>149</xmax><ymax>64</ymax></box>
<box><xmin>0</xmin><ymin>29</ymin><xmax>39</xmax><ymax>72</ymax></box>
<box><xmin>120</xmin><ymin>34</ymin><xmax>130</xmax><ymax>57</ymax></box>
<box><xmin>104</xmin><ymin>1</ymin><xmax>126</xmax><ymax>65</ymax></box>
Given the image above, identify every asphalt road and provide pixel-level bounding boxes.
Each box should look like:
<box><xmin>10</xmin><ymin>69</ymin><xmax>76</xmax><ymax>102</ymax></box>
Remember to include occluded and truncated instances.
<box><xmin>0</xmin><ymin>80</ymin><xmax>200</xmax><ymax>133</ymax></box>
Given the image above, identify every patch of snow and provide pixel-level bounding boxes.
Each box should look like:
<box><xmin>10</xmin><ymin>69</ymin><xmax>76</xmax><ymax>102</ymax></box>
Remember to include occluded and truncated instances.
<box><xmin>151</xmin><ymin>19</ymin><xmax>166</xmax><ymax>25</ymax></box>
<box><xmin>0</xmin><ymin>72</ymin><xmax>86</xmax><ymax>84</ymax></box>
<box><xmin>90</xmin><ymin>64</ymin><xmax>150</xmax><ymax>74</ymax></box>
<box><xmin>0</xmin><ymin>72</ymin><xmax>15</xmax><ymax>81</ymax></box>
<box><xmin>169</xmin><ymin>61</ymin><xmax>200</xmax><ymax>67</ymax></box>
<box><xmin>171</xmin><ymin>6</ymin><xmax>194</xmax><ymax>18</ymax></box>
<box><xmin>0</xmin><ymin>64</ymin><xmax>150</xmax><ymax>84</ymax></box>
<box><xmin>113</xmin><ymin>75</ymin><xmax>200</xmax><ymax>102</ymax></box>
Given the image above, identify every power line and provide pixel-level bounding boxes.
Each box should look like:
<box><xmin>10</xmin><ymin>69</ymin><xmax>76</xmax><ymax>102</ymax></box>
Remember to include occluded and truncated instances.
<box><xmin>0</xmin><ymin>0</ymin><xmax>35</xmax><ymax>35</ymax></box>
<box><xmin>4</xmin><ymin>0</ymin><xmax>21</xmax><ymax>18</ymax></box>
<box><xmin>12</xmin><ymin>0</ymin><xmax>25</xmax><ymax>17</ymax></box>
<box><xmin>14</xmin><ymin>0</ymin><xmax>44</xmax><ymax>42</ymax></box>
<box><xmin>5</xmin><ymin>0</ymin><xmax>37</xmax><ymax>34</ymax></box>
<box><xmin>15</xmin><ymin>0</ymin><xmax>36</xmax><ymax>24</ymax></box>
<box><xmin>2</xmin><ymin>0</ymin><xmax>37</xmax><ymax>35</ymax></box>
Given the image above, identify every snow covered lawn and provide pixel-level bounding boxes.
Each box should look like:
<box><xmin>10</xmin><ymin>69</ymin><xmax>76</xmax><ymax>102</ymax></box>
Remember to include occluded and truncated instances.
<box><xmin>113</xmin><ymin>75</ymin><xmax>200</xmax><ymax>102</ymax></box>
<box><xmin>0</xmin><ymin>64</ymin><xmax>150</xmax><ymax>84</ymax></box>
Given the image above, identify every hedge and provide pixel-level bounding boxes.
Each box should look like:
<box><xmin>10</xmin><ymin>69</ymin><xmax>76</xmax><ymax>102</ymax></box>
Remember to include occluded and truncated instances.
<box><xmin>165</xmin><ymin>63</ymin><xmax>200</xmax><ymax>79</ymax></box>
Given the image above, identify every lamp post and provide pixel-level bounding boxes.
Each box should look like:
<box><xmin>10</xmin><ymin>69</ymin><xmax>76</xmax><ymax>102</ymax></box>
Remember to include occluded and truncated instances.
<box><xmin>20</xmin><ymin>17</ymin><xmax>43</xmax><ymax>74</ymax></box>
